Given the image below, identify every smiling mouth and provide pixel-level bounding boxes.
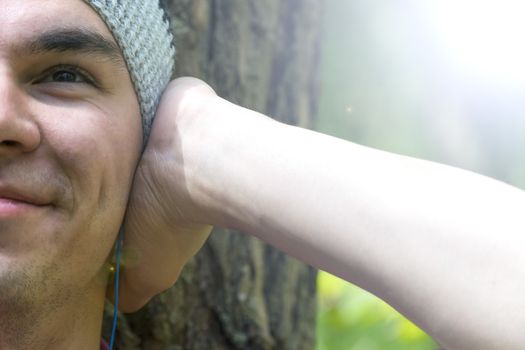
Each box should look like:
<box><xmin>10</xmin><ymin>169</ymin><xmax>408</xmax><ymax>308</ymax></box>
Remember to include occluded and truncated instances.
<box><xmin>0</xmin><ymin>176</ymin><xmax>60</xmax><ymax>216</ymax></box>
<box><xmin>0</xmin><ymin>197</ymin><xmax>49</xmax><ymax>218</ymax></box>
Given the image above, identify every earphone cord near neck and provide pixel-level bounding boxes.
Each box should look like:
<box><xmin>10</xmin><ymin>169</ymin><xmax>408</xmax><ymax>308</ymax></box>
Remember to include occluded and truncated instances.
<box><xmin>109</xmin><ymin>228</ymin><xmax>123</xmax><ymax>350</ymax></box>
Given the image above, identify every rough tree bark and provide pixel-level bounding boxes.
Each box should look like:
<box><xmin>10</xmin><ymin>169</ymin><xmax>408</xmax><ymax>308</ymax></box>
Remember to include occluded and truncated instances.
<box><xmin>102</xmin><ymin>1</ymin><xmax>322</xmax><ymax>349</ymax></box>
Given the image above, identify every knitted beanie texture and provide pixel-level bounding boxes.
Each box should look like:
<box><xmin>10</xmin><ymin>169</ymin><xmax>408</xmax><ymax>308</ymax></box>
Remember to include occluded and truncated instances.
<box><xmin>82</xmin><ymin>0</ymin><xmax>176</xmax><ymax>143</ymax></box>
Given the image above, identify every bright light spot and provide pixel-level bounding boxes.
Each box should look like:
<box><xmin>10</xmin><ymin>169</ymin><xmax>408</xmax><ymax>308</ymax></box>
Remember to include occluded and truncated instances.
<box><xmin>420</xmin><ymin>0</ymin><xmax>525</xmax><ymax>83</ymax></box>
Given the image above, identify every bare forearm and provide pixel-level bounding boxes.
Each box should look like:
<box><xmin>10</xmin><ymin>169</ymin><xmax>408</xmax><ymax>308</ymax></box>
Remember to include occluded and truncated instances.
<box><xmin>186</xmin><ymin>96</ymin><xmax>525</xmax><ymax>349</ymax></box>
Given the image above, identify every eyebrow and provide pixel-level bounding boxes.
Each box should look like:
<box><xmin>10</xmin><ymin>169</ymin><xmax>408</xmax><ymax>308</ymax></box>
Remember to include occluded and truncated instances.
<box><xmin>18</xmin><ymin>27</ymin><xmax>126</xmax><ymax>69</ymax></box>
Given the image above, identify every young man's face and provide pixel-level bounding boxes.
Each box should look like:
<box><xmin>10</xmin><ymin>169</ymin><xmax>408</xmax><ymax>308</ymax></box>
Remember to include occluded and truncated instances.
<box><xmin>0</xmin><ymin>0</ymin><xmax>142</xmax><ymax>317</ymax></box>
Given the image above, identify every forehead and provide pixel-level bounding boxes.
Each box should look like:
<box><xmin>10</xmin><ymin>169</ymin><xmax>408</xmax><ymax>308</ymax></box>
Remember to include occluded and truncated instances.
<box><xmin>0</xmin><ymin>0</ymin><xmax>116</xmax><ymax>52</ymax></box>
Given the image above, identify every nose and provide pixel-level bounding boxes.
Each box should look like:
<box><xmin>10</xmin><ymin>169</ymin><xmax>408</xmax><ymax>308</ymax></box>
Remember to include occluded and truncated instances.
<box><xmin>0</xmin><ymin>74</ymin><xmax>41</xmax><ymax>155</ymax></box>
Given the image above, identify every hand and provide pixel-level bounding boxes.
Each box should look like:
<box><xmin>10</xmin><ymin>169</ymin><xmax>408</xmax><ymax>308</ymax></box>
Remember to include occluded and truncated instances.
<box><xmin>108</xmin><ymin>78</ymin><xmax>218</xmax><ymax>312</ymax></box>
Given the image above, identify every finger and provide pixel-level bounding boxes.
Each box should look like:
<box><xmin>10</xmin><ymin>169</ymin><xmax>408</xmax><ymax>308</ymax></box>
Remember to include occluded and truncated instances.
<box><xmin>107</xmin><ymin>176</ymin><xmax>213</xmax><ymax>311</ymax></box>
<box><xmin>107</xmin><ymin>224</ymin><xmax>212</xmax><ymax>312</ymax></box>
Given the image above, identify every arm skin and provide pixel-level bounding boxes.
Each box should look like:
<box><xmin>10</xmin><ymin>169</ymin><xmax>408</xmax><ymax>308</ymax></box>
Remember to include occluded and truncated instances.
<box><xmin>116</xmin><ymin>77</ymin><xmax>525</xmax><ymax>350</ymax></box>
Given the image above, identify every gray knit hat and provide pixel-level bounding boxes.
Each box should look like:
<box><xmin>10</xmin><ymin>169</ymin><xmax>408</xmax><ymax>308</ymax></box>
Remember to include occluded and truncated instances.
<box><xmin>82</xmin><ymin>0</ymin><xmax>176</xmax><ymax>143</ymax></box>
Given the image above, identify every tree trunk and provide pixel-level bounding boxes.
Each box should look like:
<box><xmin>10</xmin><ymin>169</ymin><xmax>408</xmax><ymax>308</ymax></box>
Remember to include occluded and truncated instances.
<box><xmin>102</xmin><ymin>1</ymin><xmax>322</xmax><ymax>348</ymax></box>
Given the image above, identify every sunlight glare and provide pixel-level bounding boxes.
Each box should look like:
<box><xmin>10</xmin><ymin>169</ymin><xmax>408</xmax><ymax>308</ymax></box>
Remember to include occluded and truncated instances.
<box><xmin>422</xmin><ymin>0</ymin><xmax>525</xmax><ymax>83</ymax></box>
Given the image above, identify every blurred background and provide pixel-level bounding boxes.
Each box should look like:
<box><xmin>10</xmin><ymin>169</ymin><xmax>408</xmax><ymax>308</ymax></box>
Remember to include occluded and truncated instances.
<box><xmin>112</xmin><ymin>1</ymin><xmax>525</xmax><ymax>348</ymax></box>
<box><xmin>315</xmin><ymin>0</ymin><xmax>525</xmax><ymax>349</ymax></box>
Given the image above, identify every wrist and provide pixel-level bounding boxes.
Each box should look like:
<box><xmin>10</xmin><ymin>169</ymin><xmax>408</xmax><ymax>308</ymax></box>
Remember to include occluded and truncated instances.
<box><xmin>182</xmin><ymin>94</ymin><xmax>277</xmax><ymax>230</ymax></box>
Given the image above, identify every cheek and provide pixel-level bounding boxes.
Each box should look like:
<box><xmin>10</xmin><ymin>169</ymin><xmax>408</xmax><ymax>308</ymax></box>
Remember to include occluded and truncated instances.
<box><xmin>32</xmin><ymin>104</ymin><xmax>142</xmax><ymax>288</ymax></box>
<box><xmin>43</xmin><ymin>103</ymin><xmax>142</xmax><ymax>203</ymax></box>
<box><xmin>39</xmin><ymin>103</ymin><xmax>142</xmax><ymax>255</ymax></box>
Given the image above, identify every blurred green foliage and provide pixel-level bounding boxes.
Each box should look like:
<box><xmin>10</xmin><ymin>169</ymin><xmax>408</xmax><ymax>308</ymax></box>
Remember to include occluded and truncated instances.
<box><xmin>316</xmin><ymin>272</ymin><xmax>437</xmax><ymax>350</ymax></box>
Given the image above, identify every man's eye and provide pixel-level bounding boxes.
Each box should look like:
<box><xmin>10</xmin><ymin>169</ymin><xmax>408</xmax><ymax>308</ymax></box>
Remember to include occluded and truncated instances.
<box><xmin>36</xmin><ymin>64</ymin><xmax>96</xmax><ymax>85</ymax></box>
<box><xmin>52</xmin><ymin>70</ymin><xmax>80</xmax><ymax>83</ymax></box>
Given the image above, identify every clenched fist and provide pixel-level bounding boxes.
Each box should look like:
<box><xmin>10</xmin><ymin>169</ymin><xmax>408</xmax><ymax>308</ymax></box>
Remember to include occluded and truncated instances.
<box><xmin>110</xmin><ymin>78</ymin><xmax>219</xmax><ymax>312</ymax></box>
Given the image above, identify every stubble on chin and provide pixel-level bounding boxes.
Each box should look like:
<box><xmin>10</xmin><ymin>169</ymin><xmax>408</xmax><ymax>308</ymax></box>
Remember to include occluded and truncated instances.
<box><xmin>0</xmin><ymin>256</ymin><xmax>73</xmax><ymax>349</ymax></box>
